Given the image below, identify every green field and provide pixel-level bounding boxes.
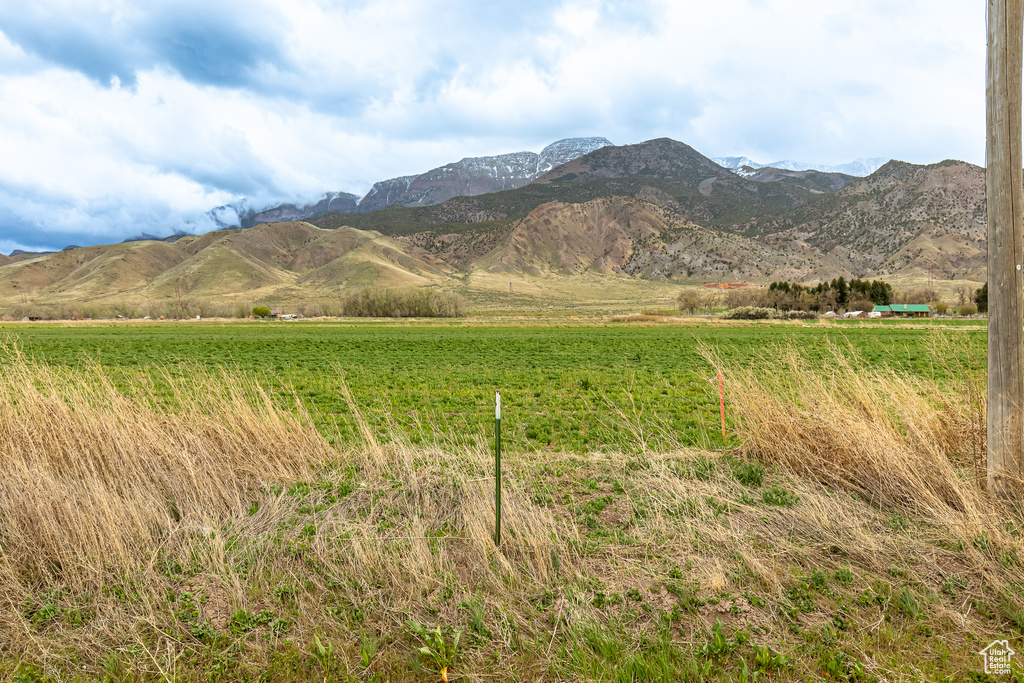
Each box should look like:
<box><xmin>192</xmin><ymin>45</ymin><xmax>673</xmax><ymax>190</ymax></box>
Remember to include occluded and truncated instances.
<box><xmin>4</xmin><ymin>316</ymin><xmax>1015</xmax><ymax>683</ymax></box>
<box><xmin>2</xmin><ymin>318</ymin><xmax>986</xmax><ymax>453</ymax></box>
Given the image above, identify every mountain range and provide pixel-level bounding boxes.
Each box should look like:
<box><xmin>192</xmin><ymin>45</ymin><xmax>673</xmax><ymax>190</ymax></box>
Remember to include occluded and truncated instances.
<box><xmin>192</xmin><ymin>141</ymin><xmax>886</xmax><ymax>234</ymax></box>
<box><xmin>712</xmin><ymin>156</ymin><xmax>890</xmax><ymax>177</ymax></box>
<box><xmin>199</xmin><ymin>137</ymin><xmax>614</xmax><ymax>231</ymax></box>
<box><xmin>0</xmin><ymin>137</ymin><xmax>987</xmax><ymax>312</ymax></box>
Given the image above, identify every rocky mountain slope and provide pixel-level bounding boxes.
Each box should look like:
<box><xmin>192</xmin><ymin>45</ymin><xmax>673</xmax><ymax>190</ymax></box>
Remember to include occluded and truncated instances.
<box><xmin>761</xmin><ymin>159</ymin><xmax>987</xmax><ymax>280</ymax></box>
<box><xmin>359</xmin><ymin>137</ymin><xmax>613</xmax><ymax>212</ymax></box>
<box><xmin>312</xmin><ymin>138</ymin><xmax>851</xmax><ymax>238</ymax></box>
<box><xmin>314</xmin><ymin>139</ymin><xmax>987</xmax><ymax>284</ymax></box>
<box><xmin>0</xmin><ymin>138</ymin><xmax>991</xmax><ymax>310</ymax></box>
<box><xmin>468</xmin><ymin>196</ymin><xmax>807</xmax><ymax>281</ymax></box>
<box><xmin>200</xmin><ymin>137</ymin><xmax>612</xmax><ymax>230</ymax></box>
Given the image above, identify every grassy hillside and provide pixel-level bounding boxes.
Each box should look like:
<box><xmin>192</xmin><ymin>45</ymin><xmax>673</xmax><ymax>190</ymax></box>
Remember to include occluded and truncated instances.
<box><xmin>0</xmin><ymin>223</ymin><xmax>458</xmax><ymax>313</ymax></box>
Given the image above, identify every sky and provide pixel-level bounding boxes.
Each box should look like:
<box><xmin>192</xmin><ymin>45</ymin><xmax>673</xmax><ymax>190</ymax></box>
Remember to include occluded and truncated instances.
<box><xmin>0</xmin><ymin>0</ymin><xmax>984</xmax><ymax>253</ymax></box>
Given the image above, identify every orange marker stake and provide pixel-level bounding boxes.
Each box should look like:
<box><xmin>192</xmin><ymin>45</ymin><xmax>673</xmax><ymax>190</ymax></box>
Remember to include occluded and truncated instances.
<box><xmin>717</xmin><ymin>372</ymin><xmax>726</xmax><ymax>441</ymax></box>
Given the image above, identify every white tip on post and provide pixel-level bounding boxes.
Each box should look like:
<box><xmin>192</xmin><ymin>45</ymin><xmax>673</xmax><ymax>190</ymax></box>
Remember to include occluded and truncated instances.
<box><xmin>496</xmin><ymin>391</ymin><xmax>501</xmax><ymax>419</ymax></box>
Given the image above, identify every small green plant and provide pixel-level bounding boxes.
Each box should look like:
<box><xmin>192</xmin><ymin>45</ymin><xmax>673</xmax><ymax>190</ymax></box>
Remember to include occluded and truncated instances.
<box><xmin>972</xmin><ymin>598</ymin><xmax>995</xmax><ymax>618</ymax></box>
<box><xmin>312</xmin><ymin>635</ymin><xmax>333</xmax><ymax>671</ymax></box>
<box><xmin>942</xmin><ymin>574</ymin><xmax>967</xmax><ymax>599</ymax></box>
<box><xmin>228</xmin><ymin>608</ymin><xmax>275</xmax><ymax>634</ymax></box>
<box><xmin>753</xmin><ymin>644</ymin><xmax>789</xmax><ymax>671</ymax></box>
<box><xmin>100</xmin><ymin>652</ymin><xmax>127</xmax><ymax>682</ymax></box>
<box><xmin>895</xmin><ymin>587</ymin><xmax>922</xmax><ymax>619</ymax></box>
<box><xmin>889</xmin><ymin>513</ymin><xmax>910</xmax><ymax>532</ymax></box>
<box><xmin>273</xmin><ymin>583</ymin><xmax>296</xmax><ymax>603</ymax></box>
<box><xmin>832</xmin><ymin>611</ymin><xmax>852</xmax><ymax>630</ymax></box>
<box><xmin>785</xmin><ymin>586</ymin><xmax>816</xmax><ymax>613</ymax></box>
<box><xmin>360</xmin><ymin>633</ymin><xmax>378</xmax><ymax>668</ymax></box>
<box><xmin>821</xmin><ymin>651</ymin><xmax>866</xmax><ymax>681</ymax></box>
<box><xmin>998</xmin><ymin>593</ymin><xmax>1024</xmax><ymax>633</ymax></box>
<box><xmin>406</xmin><ymin>620</ymin><xmax>461</xmax><ymax>680</ymax></box>
<box><xmin>698</xmin><ymin>620</ymin><xmax>747</xmax><ymax>660</ymax></box>
<box><xmin>942</xmin><ymin>538</ymin><xmax>968</xmax><ymax>552</ymax></box>
<box><xmin>692</xmin><ymin>456</ymin><xmax>717</xmax><ymax>480</ymax></box>
<box><xmin>11</xmin><ymin>667</ymin><xmax>41</xmax><ymax>683</ymax></box>
<box><xmin>743</xmin><ymin>590</ymin><xmax>765</xmax><ymax>607</ymax></box>
<box><xmin>458</xmin><ymin>594</ymin><xmax>491</xmax><ymax>639</ymax></box>
<box><xmin>251</xmin><ymin>306</ymin><xmax>272</xmax><ymax>318</ymax></box>
<box><xmin>732</xmin><ymin>460</ymin><xmax>764</xmax><ymax>487</ymax></box>
<box><xmin>834</xmin><ymin>567</ymin><xmax>854</xmax><ymax>586</ymax></box>
<box><xmin>705</xmin><ymin>496</ymin><xmax>730</xmax><ymax>517</ymax></box>
<box><xmin>761</xmin><ymin>484</ymin><xmax>799</xmax><ymax>507</ymax></box>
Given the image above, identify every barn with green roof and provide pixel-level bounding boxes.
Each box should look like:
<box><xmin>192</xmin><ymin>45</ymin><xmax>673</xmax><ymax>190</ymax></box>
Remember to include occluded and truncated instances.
<box><xmin>873</xmin><ymin>304</ymin><xmax>931</xmax><ymax>318</ymax></box>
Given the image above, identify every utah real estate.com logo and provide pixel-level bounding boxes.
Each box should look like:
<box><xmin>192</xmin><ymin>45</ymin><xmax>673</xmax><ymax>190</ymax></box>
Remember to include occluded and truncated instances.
<box><xmin>980</xmin><ymin>640</ymin><xmax>1015</xmax><ymax>676</ymax></box>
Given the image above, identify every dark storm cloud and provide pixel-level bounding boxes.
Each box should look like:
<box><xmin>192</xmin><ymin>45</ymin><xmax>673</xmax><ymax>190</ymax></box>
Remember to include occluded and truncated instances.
<box><xmin>0</xmin><ymin>7</ymin><xmax>138</xmax><ymax>86</ymax></box>
<box><xmin>141</xmin><ymin>3</ymin><xmax>288</xmax><ymax>89</ymax></box>
<box><xmin>0</xmin><ymin>208</ymin><xmax>55</xmax><ymax>252</ymax></box>
<box><xmin>0</xmin><ymin>1</ymin><xmax>289</xmax><ymax>90</ymax></box>
<box><xmin>0</xmin><ymin>179</ymin><xmax>203</xmax><ymax>252</ymax></box>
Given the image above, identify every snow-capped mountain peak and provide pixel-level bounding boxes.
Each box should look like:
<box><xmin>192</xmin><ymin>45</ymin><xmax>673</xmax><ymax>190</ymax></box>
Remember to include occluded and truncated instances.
<box><xmin>713</xmin><ymin>156</ymin><xmax>890</xmax><ymax>177</ymax></box>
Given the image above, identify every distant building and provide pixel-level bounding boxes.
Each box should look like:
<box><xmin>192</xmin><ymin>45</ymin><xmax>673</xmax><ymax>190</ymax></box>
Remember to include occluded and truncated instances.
<box><xmin>880</xmin><ymin>305</ymin><xmax>937</xmax><ymax>317</ymax></box>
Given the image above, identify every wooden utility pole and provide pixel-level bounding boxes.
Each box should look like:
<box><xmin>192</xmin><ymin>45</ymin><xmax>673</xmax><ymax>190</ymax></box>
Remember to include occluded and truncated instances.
<box><xmin>987</xmin><ymin>0</ymin><xmax>1024</xmax><ymax>496</ymax></box>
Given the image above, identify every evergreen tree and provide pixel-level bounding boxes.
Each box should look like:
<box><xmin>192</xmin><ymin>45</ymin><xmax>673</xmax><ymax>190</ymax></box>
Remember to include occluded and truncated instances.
<box><xmin>976</xmin><ymin>282</ymin><xmax>988</xmax><ymax>313</ymax></box>
<box><xmin>836</xmin><ymin>277</ymin><xmax>849</xmax><ymax>307</ymax></box>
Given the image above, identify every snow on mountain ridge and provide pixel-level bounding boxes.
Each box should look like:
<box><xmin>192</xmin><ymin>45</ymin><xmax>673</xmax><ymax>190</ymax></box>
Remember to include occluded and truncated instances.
<box><xmin>357</xmin><ymin>137</ymin><xmax>613</xmax><ymax>211</ymax></box>
<box><xmin>713</xmin><ymin>156</ymin><xmax>890</xmax><ymax>177</ymax></box>
<box><xmin>537</xmin><ymin>137</ymin><xmax>613</xmax><ymax>174</ymax></box>
<box><xmin>191</xmin><ymin>138</ymin><xmax>614</xmax><ymax>229</ymax></box>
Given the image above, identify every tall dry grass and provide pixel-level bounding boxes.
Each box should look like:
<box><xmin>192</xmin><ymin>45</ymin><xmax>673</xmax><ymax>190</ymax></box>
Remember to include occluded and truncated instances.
<box><xmin>706</xmin><ymin>334</ymin><xmax>1024</xmax><ymax>599</ymax></box>
<box><xmin>0</xmin><ymin>350</ymin><xmax>325</xmax><ymax>589</ymax></box>
<box><xmin>6</xmin><ymin>332</ymin><xmax>1024</xmax><ymax>681</ymax></box>
<box><xmin>707</xmin><ymin>337</ymin><xmax>992</xmax><ymax>515</ymax></box>
<box><xmin>0</xmin><ymin>352</ymin><xmax>571</xmax><ymax>677</ymax></box>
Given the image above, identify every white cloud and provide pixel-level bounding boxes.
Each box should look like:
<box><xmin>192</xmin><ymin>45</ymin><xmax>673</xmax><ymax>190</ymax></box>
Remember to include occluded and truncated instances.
<box><xmin>0</xmin><ymin>0</ymin><xmax>988</xmax><ymax>251</ymax></box>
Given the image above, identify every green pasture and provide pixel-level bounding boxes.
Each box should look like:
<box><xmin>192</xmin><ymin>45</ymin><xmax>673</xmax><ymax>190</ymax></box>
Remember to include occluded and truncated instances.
<box><xmin>1</xmin><ymin>319</ymin><xmax>986</xmax><ymax>453</ymax></box>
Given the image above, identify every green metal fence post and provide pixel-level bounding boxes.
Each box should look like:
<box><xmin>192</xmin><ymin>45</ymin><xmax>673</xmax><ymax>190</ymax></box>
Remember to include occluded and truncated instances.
<box><xmin>495</xmin><ymin>390</ymin><xmax>501</xmax><ymax>546</ymax></box>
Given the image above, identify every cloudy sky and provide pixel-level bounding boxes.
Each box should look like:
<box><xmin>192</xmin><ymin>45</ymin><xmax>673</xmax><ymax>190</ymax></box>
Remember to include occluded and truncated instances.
<box><xmin>0</xmin><ymin>0</ymin><xmax>983</xmax><ymax>252</ymax></box>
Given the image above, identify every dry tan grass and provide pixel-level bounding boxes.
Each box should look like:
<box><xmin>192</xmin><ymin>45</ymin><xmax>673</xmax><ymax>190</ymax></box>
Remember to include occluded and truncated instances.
<box><xmin>0</xmin><ymin>348</ymin><xmax>330</xmax><ymax>673</ymax></box>
<box><xmin>3</xmin><ymin>336</ymin><xmax>1022</xmax><ymax>681</ymax></box>
<box><xmin>704</xmin><ymin>336</ymin><xmax>1024</xmax><ymax>610</ymax></box>
<box><xmin>0</xmin><ymin>350</ymin><xmax>327</xmax><ymax>589</ymax></box>
<box><xmin>0</xmin><ymin>358</ymin><xmax>574</xmax><ymax>678</ymax></box>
